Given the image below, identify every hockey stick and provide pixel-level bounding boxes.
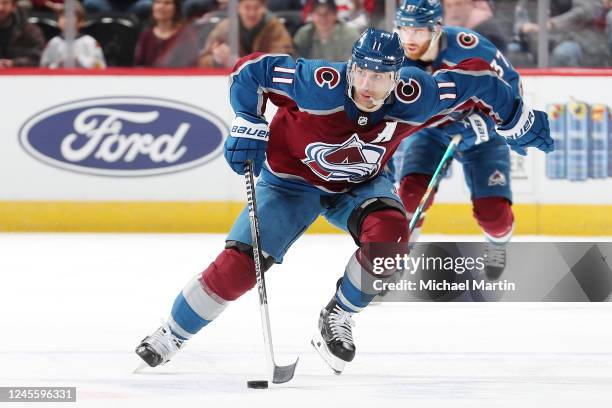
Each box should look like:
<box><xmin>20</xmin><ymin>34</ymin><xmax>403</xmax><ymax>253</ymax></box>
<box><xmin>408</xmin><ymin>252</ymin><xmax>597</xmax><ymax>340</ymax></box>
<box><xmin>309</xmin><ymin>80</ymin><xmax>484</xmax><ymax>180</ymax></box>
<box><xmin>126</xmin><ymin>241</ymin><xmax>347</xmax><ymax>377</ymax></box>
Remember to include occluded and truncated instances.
<box><xmin>244</xmin><ymin>160</ymin><xmax>299</xmax><ymax>384</ymax></box>
<box><xmin>409</xmin><ymin>134</ymin><xmax>462</xmax><ymax>233</ymax></box>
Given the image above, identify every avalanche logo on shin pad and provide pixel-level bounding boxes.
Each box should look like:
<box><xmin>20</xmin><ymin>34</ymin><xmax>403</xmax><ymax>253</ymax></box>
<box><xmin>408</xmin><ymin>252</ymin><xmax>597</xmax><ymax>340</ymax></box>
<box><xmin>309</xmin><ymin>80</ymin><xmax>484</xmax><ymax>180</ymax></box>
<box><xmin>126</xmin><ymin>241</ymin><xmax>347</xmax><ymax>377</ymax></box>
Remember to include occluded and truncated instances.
<box><xmin>302</xmin><ymin>135</ymin><xmax>386</xmax><ymax>183</ymax></box>
<box><xmin>19</xmin><ymin>96</ymin><xmax>226</xmax><ymax>176</ymax></box>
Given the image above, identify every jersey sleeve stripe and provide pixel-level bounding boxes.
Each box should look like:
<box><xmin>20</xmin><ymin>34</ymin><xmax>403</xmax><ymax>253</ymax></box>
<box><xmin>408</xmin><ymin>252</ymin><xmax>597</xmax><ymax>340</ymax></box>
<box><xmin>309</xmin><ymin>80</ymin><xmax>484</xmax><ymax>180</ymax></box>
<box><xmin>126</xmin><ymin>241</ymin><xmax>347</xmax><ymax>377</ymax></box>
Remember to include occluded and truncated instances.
<box><xmin>437</xmin><ymin>82</ymin><xmax>456</xmax><ymax>88</ymax></box>
<box><xmin>439</xmin><ymin>93</ymin><xmax>457</xmax><ymax>100</ymax></box>
<box><xmin>273</xmin><ymin>67</ymin><xmax>296</xmax><ymax>74</ymax></box>
<box><xmin>272</xmin><ymin>77</ymin><xmax>294</xmax><ymax>84</ymax></box>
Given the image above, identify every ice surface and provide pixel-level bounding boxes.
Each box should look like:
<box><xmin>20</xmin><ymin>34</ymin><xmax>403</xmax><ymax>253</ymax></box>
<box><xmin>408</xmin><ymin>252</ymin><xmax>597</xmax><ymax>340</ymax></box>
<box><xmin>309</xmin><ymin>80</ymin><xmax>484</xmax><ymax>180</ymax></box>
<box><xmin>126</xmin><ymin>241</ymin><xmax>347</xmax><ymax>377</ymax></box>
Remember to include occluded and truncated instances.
<box><xmin>1</xmin><ymin>233</ymin><xmax>612</xmax><ymax>407</ymax></box>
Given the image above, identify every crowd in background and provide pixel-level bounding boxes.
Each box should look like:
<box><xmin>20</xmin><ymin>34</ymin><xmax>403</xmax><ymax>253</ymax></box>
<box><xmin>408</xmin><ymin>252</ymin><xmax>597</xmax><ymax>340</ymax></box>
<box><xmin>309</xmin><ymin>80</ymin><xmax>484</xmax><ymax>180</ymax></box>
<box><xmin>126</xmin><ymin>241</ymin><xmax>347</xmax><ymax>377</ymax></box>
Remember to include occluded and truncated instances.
<box><xmin>0</xmin><ymin>0</ymin><xmax>610</xmax><ymax>69</ymax></box>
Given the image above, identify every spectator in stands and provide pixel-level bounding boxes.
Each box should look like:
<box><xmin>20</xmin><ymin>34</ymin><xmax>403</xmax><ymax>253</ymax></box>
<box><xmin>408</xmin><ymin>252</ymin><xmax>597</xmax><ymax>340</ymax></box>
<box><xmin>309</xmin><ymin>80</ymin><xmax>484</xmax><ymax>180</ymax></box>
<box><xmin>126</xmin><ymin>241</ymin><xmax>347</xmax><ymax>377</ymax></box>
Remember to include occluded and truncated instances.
<box><xmin>31</xmin><ymin>0</ymin><xmax>64</xmax><ymax>13</ymax></box>
<box><xmin>135</xmin><ymin>0</ymin><xmax>200</xmax><ymax>66</ymax></box>
<box><xmin>442</xmin><ymin>0</ymin><xmax>507</xmax><ymax>52</ymax></box>
<box><xmin>40</xmin><ymin>2</ymin><xmax>106</xmax><ymax>67</ymax></box>
<box><xmin>516</xmin><ymin>0</ymin><xmax>610</xmax><ymax>67</ymax></box>
<box><xmin>293</xmin><ymin>0</ymin><xmax>359</xmax><ymax>61</ymax></box>
<box><xmin>83</xmin><ymin>0</ymin><xmax>152</xmax><ymax>20</ymax></box>
<box><xmin>0</xmin><ymin>0</ymin><xmax>45</xmax><ymax>67</ymax></box>
<box><xmin>302</xmin><ymin>0</ymin><xmax>356</xmax><ymax>23</ymax></box>
<box><xmin>198</xmin><ymin>0</ymin><xmax>293</xmax><ymax>67</ymax></box>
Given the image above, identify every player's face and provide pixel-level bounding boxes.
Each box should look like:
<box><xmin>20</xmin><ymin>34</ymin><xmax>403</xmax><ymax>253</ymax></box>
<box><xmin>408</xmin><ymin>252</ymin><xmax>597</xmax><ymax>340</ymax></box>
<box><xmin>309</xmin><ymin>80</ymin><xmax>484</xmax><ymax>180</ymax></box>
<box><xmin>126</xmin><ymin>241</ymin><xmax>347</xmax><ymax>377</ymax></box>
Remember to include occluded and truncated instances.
<box><xmin>397</xmin><ymin>26</ymin><xmax>433</xmax><ymax>60</ymax></box>
<box><xmin>0</xmin><ymin>0</ymin><xmax>15</xmax><ymax>23</ymax></box>
<box><xmin>239</xmin><ymin>0</ymin><xmax>266</xmax><ymax>30</ymax></box>
<box><xmin>351</xmin><ymin>65</ymin><xmax>395</xmax><ymax>110</ymax></box>
<box><xmin>153</xmin><ymin>0</ymin><xmax>177</xmax><ymax>23</ymax></box>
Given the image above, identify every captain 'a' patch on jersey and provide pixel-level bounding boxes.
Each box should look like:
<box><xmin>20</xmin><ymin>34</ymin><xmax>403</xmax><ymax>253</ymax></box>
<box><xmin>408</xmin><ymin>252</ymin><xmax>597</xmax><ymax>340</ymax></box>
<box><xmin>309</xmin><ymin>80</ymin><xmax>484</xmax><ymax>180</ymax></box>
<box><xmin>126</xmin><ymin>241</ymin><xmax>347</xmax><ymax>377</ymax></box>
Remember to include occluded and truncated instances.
<box><xmin>302</xmin><ymin>135</ymin><xmax>386</xmax><ymax>183</ymax></box>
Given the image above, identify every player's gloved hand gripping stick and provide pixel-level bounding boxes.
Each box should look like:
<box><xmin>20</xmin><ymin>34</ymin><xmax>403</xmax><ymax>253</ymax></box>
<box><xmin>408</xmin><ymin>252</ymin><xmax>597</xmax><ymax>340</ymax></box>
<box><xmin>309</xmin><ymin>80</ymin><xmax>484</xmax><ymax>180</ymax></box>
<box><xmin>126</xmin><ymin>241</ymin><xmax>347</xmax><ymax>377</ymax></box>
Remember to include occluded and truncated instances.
<box><xmin>409</xmin><ymin>134</ymin><xmax>462</xmax><ymax>233</ymax></box>
<box><xmin>225</xmin><ymin>116</ymin><xmax>269</xmax><ymax>176</ymax></box>
<box><xmin>244</xmin><ymin>160</ymin><xmax>299</xmax><ymax>385</ymax></box>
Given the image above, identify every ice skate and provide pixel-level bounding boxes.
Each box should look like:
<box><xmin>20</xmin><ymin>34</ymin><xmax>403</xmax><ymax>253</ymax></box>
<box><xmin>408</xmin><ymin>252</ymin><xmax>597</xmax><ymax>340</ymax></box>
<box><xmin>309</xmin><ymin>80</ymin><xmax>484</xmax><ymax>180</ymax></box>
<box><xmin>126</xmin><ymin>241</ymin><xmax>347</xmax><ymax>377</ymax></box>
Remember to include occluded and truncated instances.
<box><xmin>484</xmin><ymin>242</ymin><xmax>507</xmax><ymax>280</ymax></box>
<box><xmin>135</xmin><ymin>323</ymin><xmax>184</xmax><ymax>368</ymax></box>
<box><xmin>311</xmin><ymin>298</ymin><xmax>356</xmax><ymax>375</ymax></box>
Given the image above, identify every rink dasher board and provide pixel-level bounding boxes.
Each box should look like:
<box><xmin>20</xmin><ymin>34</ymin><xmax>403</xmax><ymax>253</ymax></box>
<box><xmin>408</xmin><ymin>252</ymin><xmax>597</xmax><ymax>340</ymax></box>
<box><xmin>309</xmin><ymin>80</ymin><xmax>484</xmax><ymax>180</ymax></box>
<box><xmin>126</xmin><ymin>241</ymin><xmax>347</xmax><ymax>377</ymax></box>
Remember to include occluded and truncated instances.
<box><xmin>0</xmin><ymin>69</ymin><xmax>610</xmax><ymax>234</ymax></box>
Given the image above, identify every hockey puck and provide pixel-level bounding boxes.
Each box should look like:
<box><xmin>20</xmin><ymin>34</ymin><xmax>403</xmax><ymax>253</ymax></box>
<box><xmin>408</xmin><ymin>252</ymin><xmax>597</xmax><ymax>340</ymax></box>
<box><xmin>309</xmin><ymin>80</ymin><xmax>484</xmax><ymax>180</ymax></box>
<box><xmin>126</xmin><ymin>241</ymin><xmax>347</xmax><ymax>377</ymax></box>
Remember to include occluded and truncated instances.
<box><xmin>247</xmin><ymin>380</ymin><xmax>269</xmax><ymax>389</ymax></box>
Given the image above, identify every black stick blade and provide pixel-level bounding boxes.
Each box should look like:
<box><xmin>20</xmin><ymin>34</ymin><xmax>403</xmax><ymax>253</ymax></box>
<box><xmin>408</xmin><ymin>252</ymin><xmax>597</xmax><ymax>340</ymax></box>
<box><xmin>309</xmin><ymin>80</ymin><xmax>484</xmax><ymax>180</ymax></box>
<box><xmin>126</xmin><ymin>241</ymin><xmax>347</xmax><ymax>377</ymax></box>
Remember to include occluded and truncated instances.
<box><xmin>272</xmin><ymin>357</ymin><xmax>299</xmax><ymax>384</ymax></box>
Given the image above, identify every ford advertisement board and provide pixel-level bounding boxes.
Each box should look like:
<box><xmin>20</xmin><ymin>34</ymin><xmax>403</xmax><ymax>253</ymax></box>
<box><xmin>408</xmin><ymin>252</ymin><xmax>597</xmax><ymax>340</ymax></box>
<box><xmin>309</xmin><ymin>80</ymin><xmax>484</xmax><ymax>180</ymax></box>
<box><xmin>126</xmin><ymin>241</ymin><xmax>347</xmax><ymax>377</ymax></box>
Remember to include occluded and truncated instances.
<box><xmin>19</xmin><ymin>97</ymin><xmax>227</xmax><ymax>176</ymax></box>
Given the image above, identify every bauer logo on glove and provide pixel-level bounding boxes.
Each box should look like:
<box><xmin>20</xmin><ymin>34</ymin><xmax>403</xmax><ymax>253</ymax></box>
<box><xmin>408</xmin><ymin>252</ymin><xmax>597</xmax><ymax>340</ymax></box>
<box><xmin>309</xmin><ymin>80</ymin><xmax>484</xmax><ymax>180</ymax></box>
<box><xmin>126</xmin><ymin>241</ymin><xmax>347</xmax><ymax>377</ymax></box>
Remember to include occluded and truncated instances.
<box><xmin>224</xmin><ymin>116</ymin><xmax>269</xmax><ymax>176</ymax></box>
<box><xmin>498</xmin><ymin>109</ymin><xmax>535</xmax><ymax>141</ymax></box>
<box><xmin>497</xmin><ymin>101</ymin><xmax>554</xmax><ymax>156</ymax></box>
<box><xmin>230</xmin><ymin>116</ymin><xmax>270</xmax><ymax>141</ymax></box>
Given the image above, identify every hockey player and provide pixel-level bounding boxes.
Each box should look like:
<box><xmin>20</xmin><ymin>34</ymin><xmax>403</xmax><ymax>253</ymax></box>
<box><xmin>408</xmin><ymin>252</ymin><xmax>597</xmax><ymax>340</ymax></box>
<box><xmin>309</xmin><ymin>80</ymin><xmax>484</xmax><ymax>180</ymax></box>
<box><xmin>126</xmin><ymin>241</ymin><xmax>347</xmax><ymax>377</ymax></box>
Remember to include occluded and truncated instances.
<box><xmin>392</xmin><ymin>0</ymin><xmax>530</xmax><ymax>278</ymax></box>
<box><xmin>135</xmin><ymin>28</ymin><xmax>552</xmax><ymax>375</ymax></box>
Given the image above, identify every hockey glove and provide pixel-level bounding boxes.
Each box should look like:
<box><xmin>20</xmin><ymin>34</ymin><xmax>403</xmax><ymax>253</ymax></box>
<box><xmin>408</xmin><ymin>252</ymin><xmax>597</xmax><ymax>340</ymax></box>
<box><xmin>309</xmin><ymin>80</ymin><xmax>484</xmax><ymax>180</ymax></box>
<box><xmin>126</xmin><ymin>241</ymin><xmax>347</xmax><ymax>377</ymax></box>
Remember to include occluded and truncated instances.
<box><xmin>224</xmin><ymin>116</ymin><xmax>269</xmax><ymax>176</ymax></box>
<box><xmin>497</xmin><ymin>100</ymin><xmax>554</xmax><ymax>156</ymax></box>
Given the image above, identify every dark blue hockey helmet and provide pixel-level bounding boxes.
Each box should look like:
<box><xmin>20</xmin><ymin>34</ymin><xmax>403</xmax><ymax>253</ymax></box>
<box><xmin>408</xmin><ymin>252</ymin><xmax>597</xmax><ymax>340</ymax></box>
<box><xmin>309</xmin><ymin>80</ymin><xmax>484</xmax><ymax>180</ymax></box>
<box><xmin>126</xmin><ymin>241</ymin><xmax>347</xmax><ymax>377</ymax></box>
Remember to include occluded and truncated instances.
<box><xmin>395</xmin><ymin>0</ymin><xmax>443</xmax><ymax>29</ymax></box>
<box><xmin>350</xmin><ymin>28</ymin><xmax>404</xmax><ymax>73</ymax></box>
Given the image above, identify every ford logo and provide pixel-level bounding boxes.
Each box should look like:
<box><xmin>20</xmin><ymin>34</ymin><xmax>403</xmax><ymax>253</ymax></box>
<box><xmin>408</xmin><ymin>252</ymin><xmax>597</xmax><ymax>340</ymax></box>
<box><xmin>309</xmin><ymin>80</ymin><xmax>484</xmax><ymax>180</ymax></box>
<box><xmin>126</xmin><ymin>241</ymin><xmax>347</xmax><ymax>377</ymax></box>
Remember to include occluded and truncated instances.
<box><xmin>18</xmin><ymin>96</ymin><xmax>227</xmax><ymax>176</ymax></box>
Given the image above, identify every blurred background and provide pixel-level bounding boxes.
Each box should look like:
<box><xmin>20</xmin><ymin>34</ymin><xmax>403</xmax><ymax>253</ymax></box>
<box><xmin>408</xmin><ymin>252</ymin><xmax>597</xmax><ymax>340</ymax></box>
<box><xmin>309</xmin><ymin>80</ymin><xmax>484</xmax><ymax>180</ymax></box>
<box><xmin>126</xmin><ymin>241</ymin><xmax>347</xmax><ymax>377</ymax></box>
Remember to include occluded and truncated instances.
<box><xmin>0</xmin><ymin>0</ymin><xmax>611</xmax><ymax>236</ymax></box>
<box><xmin>2</xmin><ymin>0</ymin><xmax>609</xmax><ymax>68</ymax></box>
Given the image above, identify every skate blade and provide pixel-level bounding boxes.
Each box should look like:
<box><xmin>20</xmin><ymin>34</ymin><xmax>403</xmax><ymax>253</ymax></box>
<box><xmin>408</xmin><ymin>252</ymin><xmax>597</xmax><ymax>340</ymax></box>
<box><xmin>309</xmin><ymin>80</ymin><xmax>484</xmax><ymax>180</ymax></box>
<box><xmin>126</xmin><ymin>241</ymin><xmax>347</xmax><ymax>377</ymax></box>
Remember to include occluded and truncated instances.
<box><xmin>311</xmin><ymin>331</ymin><xmax>345</xmax><ymax>375</ymax></box>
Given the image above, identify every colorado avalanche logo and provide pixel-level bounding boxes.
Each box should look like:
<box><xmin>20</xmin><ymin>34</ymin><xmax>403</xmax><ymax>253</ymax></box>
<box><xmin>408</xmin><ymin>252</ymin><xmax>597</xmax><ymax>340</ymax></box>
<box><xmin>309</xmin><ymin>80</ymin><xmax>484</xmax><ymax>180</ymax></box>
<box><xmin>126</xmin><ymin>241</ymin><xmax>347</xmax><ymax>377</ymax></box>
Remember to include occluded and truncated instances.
<box><xmin>488</xmin><ymin>169</ymin><xmax>507</xmax><ymax>186</ymax></box>
<box><xmin>314</xmin><ymin>67</ymin><xmax>341</xmax><ymax>89</ymax></box>
<box><xmin>394</xmin><ymin>78</ymin><xmax>421</xmax><ymax>104</ymax></box>
<box><xmin>302</xmin><ymin>135</ymin><xmax>386</xmax><ymax>183</ymax></box>
<box><xmin>457</xmin><ymin>32</ymin><xmax>479</xmax><ymax>49</ymax></box>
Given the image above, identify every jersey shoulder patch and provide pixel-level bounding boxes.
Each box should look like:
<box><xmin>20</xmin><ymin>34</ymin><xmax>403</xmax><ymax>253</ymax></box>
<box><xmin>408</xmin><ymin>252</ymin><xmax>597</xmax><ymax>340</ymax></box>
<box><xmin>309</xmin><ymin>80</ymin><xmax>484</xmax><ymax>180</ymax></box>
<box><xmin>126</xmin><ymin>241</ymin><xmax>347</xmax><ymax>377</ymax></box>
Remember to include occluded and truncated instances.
<box><xmin>442</xmin><ymin>27</ymin><xmax>495</xmax><ymax>63</ymax></box>
<box><xmin>395</xmin><ymin>67</ymin><xmax>431</xmax><ymax>106</ymax></box>
<box><xmin>313</xmin><ymin>66</ymin><xmax>342</xmax><ymax>89</ymax></box>
<box><xmin>456</xmin><ymin>31</ymin><xmax>479</xmax><ymax>49</ymax></box>
<box><xmin>394</xmin><ymin>77</ymin><xmax>422</xmax><ymax>104</ymax></box>
<box><xmin>292</xmin><ymin>60</ymin><xmax>347</xmax><ymax>112</ymax></box>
